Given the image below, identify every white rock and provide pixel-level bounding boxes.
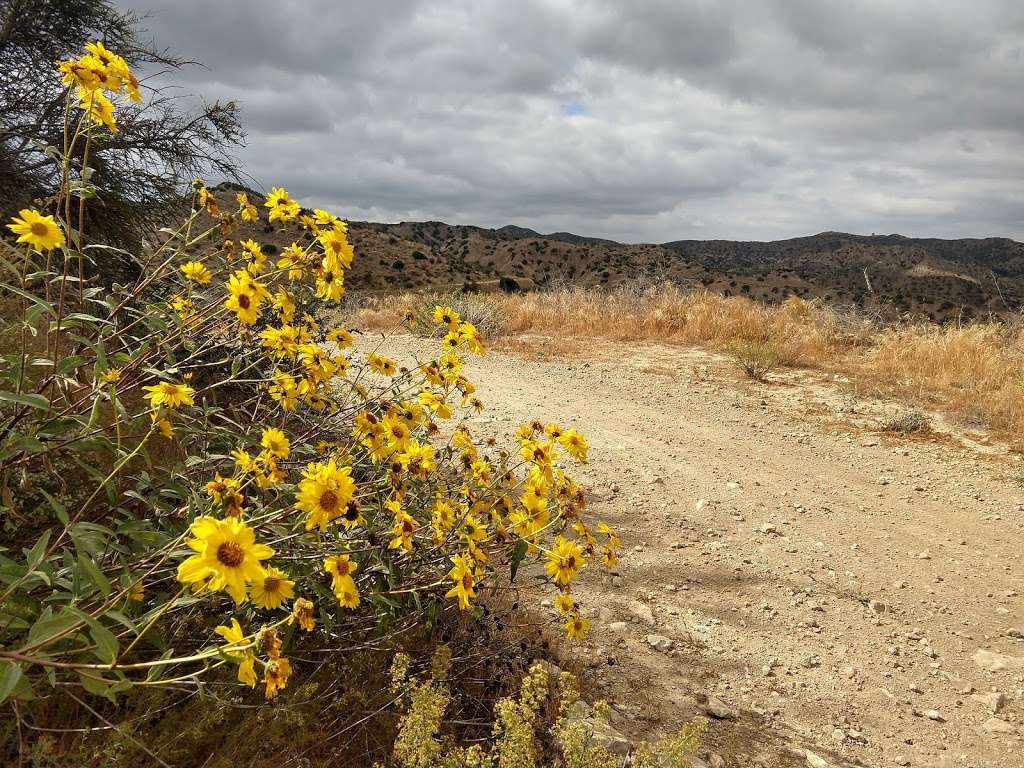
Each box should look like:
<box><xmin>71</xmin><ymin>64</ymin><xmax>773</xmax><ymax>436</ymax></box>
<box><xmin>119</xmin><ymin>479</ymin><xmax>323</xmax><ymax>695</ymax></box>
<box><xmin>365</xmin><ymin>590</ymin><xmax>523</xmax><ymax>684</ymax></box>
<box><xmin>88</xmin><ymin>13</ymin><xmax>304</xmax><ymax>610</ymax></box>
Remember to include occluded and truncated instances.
<box><xmin>981</xmin><ymin>717</ymin><xmax>1018</xmax><ymax>735</ymax></box>
<box><xmin>646</xmin><ymin>634</ymin><xmax>673</xmax><ymax>652</ymax></box>
<box><xmin>805</xmin><ymin>750</ymin><xmax>831</xmax><ymax>768</ymax></box>
<box><xmin>971</xmin><ymin>692</ymin><xmax>1006</xmax><ymax>714</ymax></box>
<box><xmin>973</xmin><ymin>649</ymin><xmax>1024</xmax><ymax>672</ymax></box>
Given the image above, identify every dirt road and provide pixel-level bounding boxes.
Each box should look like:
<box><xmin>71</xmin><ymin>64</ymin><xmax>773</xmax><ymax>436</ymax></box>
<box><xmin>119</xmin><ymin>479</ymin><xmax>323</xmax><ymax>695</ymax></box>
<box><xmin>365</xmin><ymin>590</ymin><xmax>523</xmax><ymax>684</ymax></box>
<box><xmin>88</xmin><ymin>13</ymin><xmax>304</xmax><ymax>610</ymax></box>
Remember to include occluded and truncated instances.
<box><xmin>389</xmin><ymin>333</ymin><xmax>1024</xmax><ymax>767</ymax></box>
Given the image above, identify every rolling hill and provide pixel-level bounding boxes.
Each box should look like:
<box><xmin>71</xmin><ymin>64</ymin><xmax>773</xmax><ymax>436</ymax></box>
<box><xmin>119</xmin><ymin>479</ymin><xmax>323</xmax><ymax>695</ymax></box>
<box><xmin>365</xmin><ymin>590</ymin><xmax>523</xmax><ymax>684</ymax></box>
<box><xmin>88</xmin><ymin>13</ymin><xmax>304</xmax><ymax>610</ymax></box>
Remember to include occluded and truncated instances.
<box><xmin>211</xmin><ymin>186</ymin><xmax>1024</xmax><ymax>322</ymax></box>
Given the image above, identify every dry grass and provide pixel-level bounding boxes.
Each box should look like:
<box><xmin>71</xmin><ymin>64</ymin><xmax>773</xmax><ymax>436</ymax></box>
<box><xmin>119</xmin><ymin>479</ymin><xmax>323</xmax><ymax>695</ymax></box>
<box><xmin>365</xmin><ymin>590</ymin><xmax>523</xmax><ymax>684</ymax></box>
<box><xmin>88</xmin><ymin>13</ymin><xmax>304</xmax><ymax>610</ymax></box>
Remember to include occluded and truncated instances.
<box><xmin>349</xmin><ymin>284</ymin><xmax>1024</xmax><ymax>447</ymax></box>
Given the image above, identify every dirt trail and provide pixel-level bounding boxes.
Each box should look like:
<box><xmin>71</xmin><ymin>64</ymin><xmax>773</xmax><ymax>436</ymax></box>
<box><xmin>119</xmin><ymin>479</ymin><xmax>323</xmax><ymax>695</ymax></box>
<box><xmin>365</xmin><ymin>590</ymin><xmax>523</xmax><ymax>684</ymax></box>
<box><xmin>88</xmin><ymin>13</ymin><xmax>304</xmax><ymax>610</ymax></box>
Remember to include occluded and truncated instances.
<box><xmin>391</xmin><ymin>334</ymin><xmax>1024</xmax><ymax>767</ymax></box>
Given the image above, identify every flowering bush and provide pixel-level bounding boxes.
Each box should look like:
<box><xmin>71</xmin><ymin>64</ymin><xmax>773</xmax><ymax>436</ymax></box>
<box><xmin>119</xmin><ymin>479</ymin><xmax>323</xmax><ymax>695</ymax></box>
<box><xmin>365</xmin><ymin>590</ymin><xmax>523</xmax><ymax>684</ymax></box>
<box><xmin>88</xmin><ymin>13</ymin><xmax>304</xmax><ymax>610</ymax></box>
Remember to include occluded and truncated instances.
<box><xmin>0</xmin><ymin>43</ymin><xmax>619</xmax><ymax>714</ymax></box>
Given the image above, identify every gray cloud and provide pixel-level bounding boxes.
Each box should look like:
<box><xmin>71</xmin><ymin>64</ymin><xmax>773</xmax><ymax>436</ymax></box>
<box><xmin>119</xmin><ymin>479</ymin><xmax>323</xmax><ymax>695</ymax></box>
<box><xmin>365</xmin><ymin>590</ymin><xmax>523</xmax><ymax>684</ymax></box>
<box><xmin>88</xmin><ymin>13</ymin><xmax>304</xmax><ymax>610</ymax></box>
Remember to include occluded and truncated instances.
<box><xmin>117</xmin><ymin>0</ymin><xmax>1024</xmax><ymax>242</ymax></box>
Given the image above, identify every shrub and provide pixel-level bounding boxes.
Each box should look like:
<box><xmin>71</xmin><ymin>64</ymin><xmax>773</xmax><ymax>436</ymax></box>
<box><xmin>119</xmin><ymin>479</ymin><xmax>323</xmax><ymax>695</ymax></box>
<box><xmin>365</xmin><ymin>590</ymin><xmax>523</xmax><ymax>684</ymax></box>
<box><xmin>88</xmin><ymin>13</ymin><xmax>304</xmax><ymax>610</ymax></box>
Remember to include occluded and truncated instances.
<box><xmin>729</xmin><ymin>339</ymin><xmax>782</xmax><ymax>381</ymax></box>
<box><xmin>881</xmin><ymin>408</ymin><xmax>932</xmax><ymax>434</ymax></box>
<box><xmin>389</xmin><ymin>656</ymin><xmax>705</xmax><ymax>768</ymax></box>
<box><xmin>0</xmin><ymin>42</ymin><xmax>619</xmax><ymax>743</ymax></box>
<box><xmin>409</xmin><ymin>292</ymin><xmax>506</xmax><ymax>339</ymax></box>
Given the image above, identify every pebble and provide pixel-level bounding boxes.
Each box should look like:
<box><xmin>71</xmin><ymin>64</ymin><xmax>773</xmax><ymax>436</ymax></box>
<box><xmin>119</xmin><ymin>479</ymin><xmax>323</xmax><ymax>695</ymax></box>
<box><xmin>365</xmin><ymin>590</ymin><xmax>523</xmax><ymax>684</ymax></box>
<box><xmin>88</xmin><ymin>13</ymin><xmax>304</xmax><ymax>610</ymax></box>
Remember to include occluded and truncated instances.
<box><xmin>645</xmin><ymin>634</ymin><xmax>673</xmax><ymax>652</ymax></box>
<box><xmin>971</xmin><ymin>692</ymin><xmax>1006</xmax><ymax>714</ymax></box>
<box><xmin>703</xmin><ymin>696</ymin><xmax>737</xmax><ymax>720</ymax></box>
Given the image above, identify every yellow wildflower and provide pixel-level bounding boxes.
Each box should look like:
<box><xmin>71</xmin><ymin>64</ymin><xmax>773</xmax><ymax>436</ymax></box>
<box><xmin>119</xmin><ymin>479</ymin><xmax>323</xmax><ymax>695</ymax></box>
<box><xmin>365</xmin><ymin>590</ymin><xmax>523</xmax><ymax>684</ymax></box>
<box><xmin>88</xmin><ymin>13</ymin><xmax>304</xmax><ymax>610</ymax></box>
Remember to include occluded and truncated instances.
<box><xmin>7</xmin><ymin>209</ymin><xmax>65</xmax><ymax>251</ymax></box>
<box><xmin>180</xmin><ymin>260</ymin><xmax>212</xmax><ymax>284</ymax></box>
<box><xmin>176</xmin><ymin>516</ymin><xmax>273</xmax><ymax>604</ymax></box>
<box><xmin>143</xmin><ymin>381</ymin><xmax>195</xmax><ymax>409</ymax></box>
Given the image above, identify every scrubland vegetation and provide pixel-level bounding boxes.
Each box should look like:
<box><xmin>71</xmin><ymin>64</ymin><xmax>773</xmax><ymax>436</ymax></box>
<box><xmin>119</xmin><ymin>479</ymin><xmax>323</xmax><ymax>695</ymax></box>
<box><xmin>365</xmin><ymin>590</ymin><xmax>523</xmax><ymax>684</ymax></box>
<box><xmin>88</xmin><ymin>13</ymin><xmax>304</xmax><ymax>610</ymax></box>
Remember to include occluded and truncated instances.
<box><xmin>0</xmin><ymin>37</ymin><xmax>717</xmax><ymax>768</ymax></box>
<box><xmin>355</xmin><ymin>285</ymin><xmax>1024</xmax><ymax>447</ymax></box>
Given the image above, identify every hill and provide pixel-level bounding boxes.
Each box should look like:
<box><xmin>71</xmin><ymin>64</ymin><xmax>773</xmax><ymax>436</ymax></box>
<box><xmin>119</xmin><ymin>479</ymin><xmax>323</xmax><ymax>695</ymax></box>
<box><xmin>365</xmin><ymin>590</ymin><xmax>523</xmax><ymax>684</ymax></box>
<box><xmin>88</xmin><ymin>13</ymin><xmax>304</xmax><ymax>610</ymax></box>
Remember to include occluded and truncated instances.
<box><xmin>213</xmin><ymin>186</ymin><xmax>1024</xmax><ymax>322</ymax></box>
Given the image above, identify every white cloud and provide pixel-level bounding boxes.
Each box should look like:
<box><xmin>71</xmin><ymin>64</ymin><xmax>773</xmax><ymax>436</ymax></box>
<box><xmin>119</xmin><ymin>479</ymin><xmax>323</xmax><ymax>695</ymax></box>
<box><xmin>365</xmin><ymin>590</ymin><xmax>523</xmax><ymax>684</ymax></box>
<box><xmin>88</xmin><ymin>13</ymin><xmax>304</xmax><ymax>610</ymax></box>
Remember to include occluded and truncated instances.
<box><xmin>118</xmin><ymin>0</ymin><xmax>1024</xmax><ymax>241</ymax></box>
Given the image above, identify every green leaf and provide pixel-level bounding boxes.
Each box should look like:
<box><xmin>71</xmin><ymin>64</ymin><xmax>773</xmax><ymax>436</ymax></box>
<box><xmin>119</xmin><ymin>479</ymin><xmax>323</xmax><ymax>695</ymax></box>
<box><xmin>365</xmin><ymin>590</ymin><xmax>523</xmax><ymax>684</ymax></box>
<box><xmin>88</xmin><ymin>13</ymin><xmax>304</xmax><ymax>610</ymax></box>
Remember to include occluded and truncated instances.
<box><xmin>24</xmin><ymin>530</ymin><xmax>51</xmax><ymax>570</ymax></box>
<box><xmin>0</xmin><ymin>661</ymin><xmax>23</xmax><ymax>703</ymax></box>
<box><xmin>39</xmin><ymin>489</ymin><xmax>68</xmax><ymax>526</ymax></box>
<box><xmin>63</xmin><ymin>312</ymin><xmax>111</xmax><ymax>326</ymax></box>
<box><xmin>26</xmin><ymin>607</ymin><xmax>80</xmax><ymax>647</ymax></box>
<box><xmin>0</xmin><ymin>282</ymin><xmax>56</xmax><ymax>317</ymax></box>
<box><xmin>0</xmin><ymin>391</ymin><xmax>49</xmax><ymax>411</ymax></box>
<box><xmin>77</xmin><ymin>552</ymin><xmax>111</xmax><ymax>598</ymax></box>
<box><xmin>88</xmin><ymin>622</ymin><xmax>119</xmax><ymax>664</ymax></box>
<box><xmin>509</xmin><ymin>539</ymin><xmax>528</xmax><ymax>583</ymax></box>
<box><xmin>77</xmin><ymin>670</ymin><xmax>110</xmax><ymax>697</ymax></box>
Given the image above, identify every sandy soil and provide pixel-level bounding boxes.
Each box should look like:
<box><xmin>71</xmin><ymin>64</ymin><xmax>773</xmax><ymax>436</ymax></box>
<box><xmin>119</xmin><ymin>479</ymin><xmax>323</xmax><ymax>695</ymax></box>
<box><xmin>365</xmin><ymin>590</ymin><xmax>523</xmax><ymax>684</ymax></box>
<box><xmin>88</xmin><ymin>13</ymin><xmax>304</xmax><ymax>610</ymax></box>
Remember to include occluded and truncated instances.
<box><xmin>384</xmin><ymin>333</ymin><xmax>1024</xmax><ymax>768</ymax></box>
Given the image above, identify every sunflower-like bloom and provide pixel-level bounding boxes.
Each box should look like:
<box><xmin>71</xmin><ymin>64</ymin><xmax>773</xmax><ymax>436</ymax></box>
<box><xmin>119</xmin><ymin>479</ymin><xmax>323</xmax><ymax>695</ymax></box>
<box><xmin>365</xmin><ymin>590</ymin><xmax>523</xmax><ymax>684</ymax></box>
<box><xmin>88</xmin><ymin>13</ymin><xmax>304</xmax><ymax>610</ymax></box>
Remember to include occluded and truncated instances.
<box><xmin>224</xmin><ymin>269</ymin><xmax>267</xmax><ymax>325</ymax></box>
<box><xmin>325</xmin><ymin>554</ymin><xmax>362</xmax><ymax>607</ymax></box>
<box><xmin>564</xmin><ymin>613</ymin><xmax>590</xmax><ymax>641</ymax></box>
<box><xmin>367</xmin><ymin>353</ymin><xmax>397</xmax><ymax>376</ymax></box>
<box><xmin>558</xmin><ymin>428</ymin><xmax>589</xmax><ymax>463</ymax></box>
<box><xmin>214</xmin><ymin>618</ymin><xmax>257</xmax><ymax>687</ymax></box>
<box><xmin>433</xmin><ymin>305</ymin><xmax>460</xmax><ymax>330</ymax></box>
<box><xmin>79</xmin><ymin>88</ymin><xmax>118</xmax><ymax>133</ymax></box>
<box><xmin>7</xmin><ymin>209</ymin><xmax>65</xmax><ymax>252</ymax></box>
<box><xmin>265</xmin><ymin>187</ymin><xmax>300</xmax><ymax>223</ymax></box>
<box><xmin>180</xmin><ymin>260</ymin><xmax>212</xmax><ymax>284</ymax></box>
<box><xmin>176</xmin><ymin>516</ymin><xmax>274</xmax><ymax>604</ymax></box>
<box><xmin>264</xmin><ymin>657</ymin><xmax>292</xmax><ymax>698</ymax></box>
<box><xmin>295</xmin><ymin>459</ymin><xmax>357</xmax><ymax>532</ymax></box>
<box><xmin>544</xmin><ymin>535</ymin><xmax>584</xmax><ymax>587</ymax></box>
<box><xmin>387</xmin><ymin>501</ymin><xmax>417</xmax><ymax>553</ymax></box>
<box><xmin>250</xmin><ymin>566</ymin><xmax>295</xmax><ymax>610</ymax></box>
<box><xmin>554</xmin><ymin>593</ymin><xmax>576</xmax><ymax>615</ymax></box>
<box><xmin>317</xmin><ymin>226</ymin><xmax>353</xmax><ymax>269</ymax></box>
<box><xmin>236</xmin><ymin>192</ymin><xmax>259</xmax><ymax>222</ymax></box>
<box><xmin>315</xmin><ymin>253</ymin><xmax>345</xmax><ymax>302</ymax></box>
<box><xmin>445</xmin><ymin>553</ymin><xmax>476</xmax><ymax>610</ymax></box>
<box><xmin>333</xmin><ymin>575</ymin><xmax>360</xmax><ymax>609</ymax></box>
<box><xmin>260</xmin><ymin>427</ymin><xmax>290</xmax><ymax>459</ymax></box>
<box><xmin>291</xmin><ymin>597</ymin><xmax>316</xmax><ymax>631</ymax></box>
<box><xmin>142</xmin><ymin>381</ymin><xmax>195</xmax><ymax>409</ymax></box>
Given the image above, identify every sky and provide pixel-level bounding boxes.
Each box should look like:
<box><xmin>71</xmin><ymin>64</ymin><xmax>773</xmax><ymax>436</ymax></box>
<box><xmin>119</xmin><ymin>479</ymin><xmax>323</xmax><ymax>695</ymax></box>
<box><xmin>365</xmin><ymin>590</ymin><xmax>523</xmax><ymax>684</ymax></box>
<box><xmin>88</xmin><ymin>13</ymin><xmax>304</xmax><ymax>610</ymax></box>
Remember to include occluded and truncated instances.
<box><xmin>115</xmin><ymin>0</ymin><xmax>1024</xmax><ymax>243</ymax></box>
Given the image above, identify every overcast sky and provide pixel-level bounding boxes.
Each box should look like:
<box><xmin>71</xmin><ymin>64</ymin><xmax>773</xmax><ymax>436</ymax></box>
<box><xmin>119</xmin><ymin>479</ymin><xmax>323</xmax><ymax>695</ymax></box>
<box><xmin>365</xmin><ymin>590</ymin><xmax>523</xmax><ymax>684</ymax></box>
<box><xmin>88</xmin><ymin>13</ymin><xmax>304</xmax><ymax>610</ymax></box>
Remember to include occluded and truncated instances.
<box><xmin>115</xmin><ymin>0</ymin><xmax>1024</xmax><ymax>243</ymax></box>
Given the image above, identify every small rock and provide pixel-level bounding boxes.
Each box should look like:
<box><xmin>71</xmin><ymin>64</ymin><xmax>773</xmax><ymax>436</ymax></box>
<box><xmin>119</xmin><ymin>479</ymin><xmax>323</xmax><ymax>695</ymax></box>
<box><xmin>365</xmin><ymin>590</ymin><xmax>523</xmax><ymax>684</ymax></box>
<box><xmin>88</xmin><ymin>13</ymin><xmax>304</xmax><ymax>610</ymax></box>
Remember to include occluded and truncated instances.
<box><xmin>894</xmin><ymin>757</ymin><xmax>911</xmax><ymax>766</ymax></box>
<box><xmin>869</xmin><ymin>600</ymin><xmax>889</xmax><ymax>615</ymax></box>
<box><xmin>973</xmin><ymin>649</ymin><xmax>1024</xmax><ymax>672</ymax></box>
<box><xmin>628</xmin><ymin>600</ymin><xmax>655</xmax><ymax>626</ymax></box>
<box><xmin>1007</xmin><ymin>627</ymin><xmax>1024</xmax><ymax>639</ymax></box>
<box><xmin>924</xmin><ymin>709</ymin><xmax>944</xmax><ymax>722</ymax></box>
<box><xmin>972</xmin><ymin>692</ymin><xmax>1006</xmax><ymax>714</ymax></box>
<box><xmin>703</xmin><ymin>696</ymin><xmax>737</xmax><ymax>720</ymax></box>
<box><xmin>981</xmin><ymin>717</ymin><xmax>1018</xmax><ymax>735</ymax></box>
<box><xmin>646</xmin><ymin>634</ymin><xmax>673</xmax><ymax>652</ymax></box>
<box><xmin>805</xmin><ymin>749</ymin><xmax>831</xmax><ymax>768</ymax></box>
<box><xmin>759</xmin><ymin>523</ymin><xmax>778</xmax><ymax>535</ymax></box>
<box><xmin>609</xmin><ymin>621</ymin><xmax>628</xmax><ymax>633</ymax></box>
<box><xmin>709</xmin><ymin>753</ymin><xmax>726</xmax><ymax>768</ymax></box>
<box><xmin>694</xmin><ymin>498</ymin><xmax>708</xmax><ymax>512</ymax></box>
<box><xmin>587</xmin><ymin>721</ymin><xmax>631</xmax><ymax>755</ymax></box>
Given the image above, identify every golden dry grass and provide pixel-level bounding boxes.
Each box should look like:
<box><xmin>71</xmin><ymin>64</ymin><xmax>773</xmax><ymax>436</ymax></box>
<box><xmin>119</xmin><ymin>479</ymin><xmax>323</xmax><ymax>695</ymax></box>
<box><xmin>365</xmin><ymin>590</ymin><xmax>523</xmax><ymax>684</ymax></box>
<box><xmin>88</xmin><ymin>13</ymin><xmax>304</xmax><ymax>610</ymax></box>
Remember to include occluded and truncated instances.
<box><xmin>351</xmin><ymin>284</ymin><xmax>1024</xmax><ymax>447</ymax></box>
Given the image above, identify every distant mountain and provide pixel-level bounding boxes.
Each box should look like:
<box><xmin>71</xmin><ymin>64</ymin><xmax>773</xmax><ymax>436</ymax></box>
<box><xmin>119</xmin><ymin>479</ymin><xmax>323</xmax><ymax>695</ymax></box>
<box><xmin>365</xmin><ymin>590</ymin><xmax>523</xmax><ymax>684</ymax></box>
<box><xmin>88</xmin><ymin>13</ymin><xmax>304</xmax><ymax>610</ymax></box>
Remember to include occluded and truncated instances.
<box><xmin>209</xmin><ymin>186</ymin><xmax>1024</xmax><ymax>322</ymax></box>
